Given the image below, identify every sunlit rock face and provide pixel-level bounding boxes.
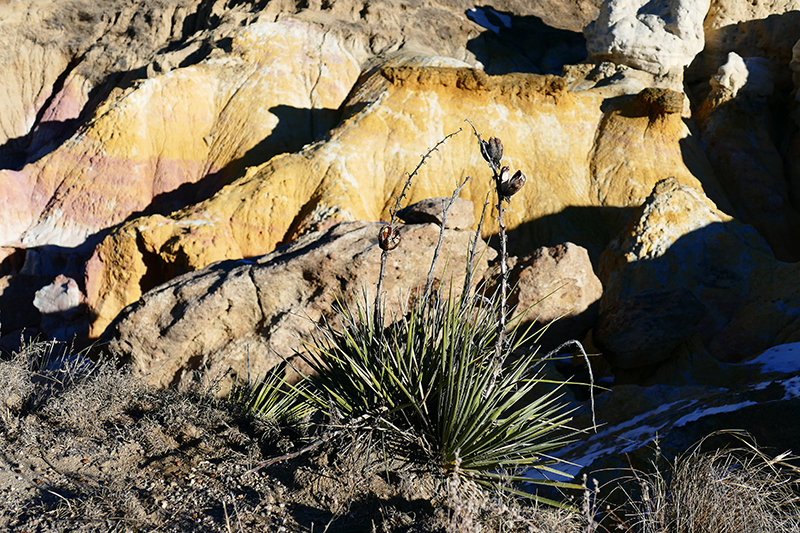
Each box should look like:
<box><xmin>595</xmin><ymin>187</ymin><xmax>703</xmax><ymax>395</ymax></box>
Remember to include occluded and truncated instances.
<box><xmin>101</xmin><ymin>220</ymin><xmax>493</xmax><ymax>391</ymax></box>
<box><xmin>1</xmin><ymin>0</ymin><xmax>800</xmax><ymax>394</ymax></box>
<box><xmin>584</xmin><ymin>0</ymin><xmax>711</xmax><ymax>77</ymax></box>
<box><xmin>0</xmin><ymin>18</ymin><xmax>361</xmax><ymax>251</ymax></box>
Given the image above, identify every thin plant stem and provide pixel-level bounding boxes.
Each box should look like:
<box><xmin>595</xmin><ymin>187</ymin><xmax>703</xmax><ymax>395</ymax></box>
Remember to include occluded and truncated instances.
<box><xmin>373</xmin><ymin>128</ymin><xmax>463</xmax><ymax>330</ymax></box>
<box><xmin>462</xmin><ymin>191</ymin><xmax>490</xmax><ymax>302</ymax></box>
<box><xmin>246</xmin><ymin>407</ymin><xmax>388</xmax><ymax>474</ymax></box>
<box><xmin>464</xmin><ymin>119</ymin><xmax>507</xmax><ymax>381</ymax></box>
<box><xmin>495</xmin><ymin>188</ymin><xmax>508</xmax><ymax>369</ymax></box>
<box><xmin>423</xmin><ymin>175</ymin><xmax>471</xmax><ymax>303</ymax></box>
<box><xmin>545</xmin><ymin>339</ymin><xmax>597</xmax><ymax>432</ymax></box>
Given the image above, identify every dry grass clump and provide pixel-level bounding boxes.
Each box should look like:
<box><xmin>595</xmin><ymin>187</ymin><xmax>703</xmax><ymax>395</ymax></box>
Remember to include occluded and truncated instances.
<box><xmin>619</xmin><ymin>435</ymin><xmax>800</xmax><ymax>533</ymax></box>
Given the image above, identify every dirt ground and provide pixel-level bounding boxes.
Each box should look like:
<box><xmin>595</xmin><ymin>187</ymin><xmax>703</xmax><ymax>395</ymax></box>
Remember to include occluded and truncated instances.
<box><xmin>0</xmin><ymin>345</ymin><xmax>585</xmax><ymax>532</ymax></box>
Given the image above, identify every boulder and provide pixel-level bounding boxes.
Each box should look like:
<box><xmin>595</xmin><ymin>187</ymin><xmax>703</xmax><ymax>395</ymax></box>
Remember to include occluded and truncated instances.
<box><xmin>709</xmin><ymin>52</ymin><xmax>774</xmax><ymax>98</ymax></box>
<box><xmin>33</xmin><ymin>275</ymin><xmax>84</xmax><ymax>319</ymax></box>
<box><xmin>397</xmin><ymin>197</ymin><xmax>475</xmax><ymax>230</ymax></box>
<box><xmin>508</xmin><ymin>243</ymin><xmax>603</xmax><ymax>350</ymax></box>
<box><xmin>584</xmin><ymin>0</ymin><xmax>711</xmax><ymax>77</ymax></box>
<box><xmin>594</xmin><ymin>288</ymin><xmax>705</xmax><ymax>369</ymax></box>
<box><xmin>102</xmin><ymin>220</ymin><xmax>493</xmax><ymax>391</ymax></box>
<box><xmin>598</xmin><ymin>177</ymin><xmax>800</xmax><ymax>368</ymax></box>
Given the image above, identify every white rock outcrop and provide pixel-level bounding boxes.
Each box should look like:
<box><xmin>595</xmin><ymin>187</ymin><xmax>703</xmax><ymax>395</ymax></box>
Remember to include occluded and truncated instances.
<box><xmin>585</xmin><ymin>0</ymin><xmax>711</xmax><ymax>76</ymax></box>
<box><xmin>710</xmin><ymin>52</ymin><xmax>773</xmax><ymax>99</ymax></box>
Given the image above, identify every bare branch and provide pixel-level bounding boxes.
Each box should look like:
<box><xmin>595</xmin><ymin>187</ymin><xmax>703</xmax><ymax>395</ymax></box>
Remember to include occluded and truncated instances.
<box><xmin>374</xmin><ymin>128</ymin><xmax>463</xmax><ymax>330</ymax></box>
<box><xmin>423</xmin><ymin>175</ymin><xmax>471</xmax><ymax>303</ymax></box>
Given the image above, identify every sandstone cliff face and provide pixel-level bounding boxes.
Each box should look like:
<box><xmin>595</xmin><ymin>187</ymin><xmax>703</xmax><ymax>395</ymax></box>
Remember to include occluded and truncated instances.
<box><xmin>85</xmin><ymin>63</ymin><xmax>724</xmax><ymax>336</ymax></box>
<box><xmin>1</xmin><ymin>0</ymin><xmax>800</xmax><ymax>386</ymax></box>
<box><xmin>0</xmin><ymin>17</ymin><xmax>361</xmax><ymax>250</ymax></box>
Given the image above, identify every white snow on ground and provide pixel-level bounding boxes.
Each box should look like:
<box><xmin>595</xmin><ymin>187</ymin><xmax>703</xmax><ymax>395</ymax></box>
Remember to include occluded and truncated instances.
<box><xmin>749</xmin><ymin>342</ymin><xmax>800</xmax><ymax>373</ymax></box>
<box><xmin>529</xmin><ymin>400</ymin><xmax>694</xmax><ymax>480</ymax></box>
<box><xmin>782</xmin><ymin>376</ymin><xmax>800</xmax><ymax>398</ymax></box>
<box><xmin>673</xmin><ymin>401</ymin><xmax>757</xmax><ymax>427</ymax></box>
<box><xmin>528</xmin><ymin>342</ymin><xmax>800</xmax><ymax>482</ymax></box>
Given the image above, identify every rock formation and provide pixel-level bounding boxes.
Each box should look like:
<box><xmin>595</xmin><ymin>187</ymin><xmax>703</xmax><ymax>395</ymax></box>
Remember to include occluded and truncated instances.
<box><xmin>690</xmin><ymin>0</ymin><xmax>800</xmax><ymax>100</ymax></box>
<box><xmin>102</xmin><ymin>220</ymin><xmax>493</xmax><ymax>390</ymax></box>
<box><xmin>508</xmin><ymin>243</ymin><xmax>603</xmax><ymax>351</ymax></box>
<box><xmin>696</xmin><ymin>52</ymin><xmax>800</xmax><ymax>261</ymax></box>
<box><xmin>84</xmin><ymin>65</ymin><xmax>725</xmax><ymax>337</ymax></box>
<box><xmin>3</xmin><ymin>0</ymin><xmax>800</xmax><ymax>491</ymax></box>
<box><xmin>0</xmin><ymin>17</ymin><xmax>361</xmax><ymax>250</ymax></box>
<box><xmin>585</xmin><ymin>0</ymin><xmax>711</xmax><ymax>78</ymax></box>
<box><xmin>597</xmin><ymin>177</ymin><xmax>800</xmax><ymax>368</ymax></box>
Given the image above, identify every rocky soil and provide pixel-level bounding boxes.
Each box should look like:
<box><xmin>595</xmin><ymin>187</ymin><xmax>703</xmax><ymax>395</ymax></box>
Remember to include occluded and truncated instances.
<box><xmin>0</xmin><ymin>345</ymin><xmax>588</xmax><ymax>533</ymax></box>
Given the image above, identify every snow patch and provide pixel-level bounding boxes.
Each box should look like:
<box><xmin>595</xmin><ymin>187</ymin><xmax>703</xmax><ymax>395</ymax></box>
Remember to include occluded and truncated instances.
<box><xmin>750</xmin><ymin>342</ymin><xmax>800</xmax><ymax>374</ymax></box>
<box><xmin>673</xmin><ymin>401</ymin><xmax>757</xmax><ymax>427</ymax></box>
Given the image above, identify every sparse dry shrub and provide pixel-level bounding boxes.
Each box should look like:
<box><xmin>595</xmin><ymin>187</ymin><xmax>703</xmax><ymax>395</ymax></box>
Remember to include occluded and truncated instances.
<box><xmin>622</xmin><ymin>433</ymin><xmax>800</xmax><ymax>533</ymax></box>
<box><xmin>0</xmin><ymin>351</ymin><xmax>34</xmax><ymax>432</ymax></box>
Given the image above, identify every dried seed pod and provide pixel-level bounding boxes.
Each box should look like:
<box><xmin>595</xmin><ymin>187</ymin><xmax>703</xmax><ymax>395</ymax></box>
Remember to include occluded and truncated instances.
<box><xmin>480</xmin><ymin>137</ymin><xmax>503</xmax><ymax>167</ymax></box>
<box><xmin>487</xmin><ymin>137</ymin><xmax>503</xmax><ymax>165</ymax></box>
<box><xmin>499</xmin><ymin>169</ymin><xmax>526</xmax><ymax>199</ymax></box>
<box><xmin>378</xmin><ymin>225</ymin><xmax>401</xmax><ymax>251</ymax></box>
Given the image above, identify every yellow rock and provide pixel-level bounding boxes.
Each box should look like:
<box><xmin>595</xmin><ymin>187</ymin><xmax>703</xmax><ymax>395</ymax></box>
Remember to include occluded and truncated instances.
<box><xmin>87</xmin><ymin>62</ymin><xmax>727</xmax><ymax>337</ymax></box>
<box><xmin>1</xmin><ymin>18</ymin><xmax>361</xmax><ymax>249</ymax></box>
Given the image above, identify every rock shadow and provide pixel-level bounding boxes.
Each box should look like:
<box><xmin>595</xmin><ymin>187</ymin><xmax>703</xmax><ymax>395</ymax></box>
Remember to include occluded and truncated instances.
<box><xmin>466</xmin><ymin>6</ymin><xmax>587</xmax><ymax>75</ymax></box>
<box><xmin>500</xmin><ymin>205</ymin><xmax>635</xmax><ymax>268</ymax></box>
<box><xmin>130</xmin><ymin>104</ymin><xmax>342</xmax><ymax>219</ymax></box>
<box><xmin>594</xmin><ymin>214</ymin><xmax>791</xmax><ymax>372</ymax></box>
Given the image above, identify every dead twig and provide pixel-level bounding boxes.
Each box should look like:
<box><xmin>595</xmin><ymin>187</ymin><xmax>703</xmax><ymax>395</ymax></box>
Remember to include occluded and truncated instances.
<box><xmin>374</xmin><ymin>128</ymin><xmax>463</xmax><ymax>330</ymax></box>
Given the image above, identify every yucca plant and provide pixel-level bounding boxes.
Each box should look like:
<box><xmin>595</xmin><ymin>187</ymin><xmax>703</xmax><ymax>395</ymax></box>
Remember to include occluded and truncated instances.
<box><xmin>298</xmin><ymin>279</ymin><xmax>581</xmax><ymax>503</ymax></box>
<box><xmin>240</xmin><ymin>124</ymin><xmax>586</xmax><ymax>504</ymax></box>
<box><xmin>231</xmin><ymin>363</ymin><xmax>313</xmax><ymax>428</ymax></box>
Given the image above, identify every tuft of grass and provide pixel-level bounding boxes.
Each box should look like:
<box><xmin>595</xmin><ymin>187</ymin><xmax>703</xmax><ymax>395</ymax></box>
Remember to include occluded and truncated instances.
<box><xmin>230</xmin><ymin>362</ymin><xmax>313</xmax><ymax>429</ymax></box>
<box><xmin>618</xmin><ymin>432</ymin><xmax>800</xmax><ymax>533</ymax></box>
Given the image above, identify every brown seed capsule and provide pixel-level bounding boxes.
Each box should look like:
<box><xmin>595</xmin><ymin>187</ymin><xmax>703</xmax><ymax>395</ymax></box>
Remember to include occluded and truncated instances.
<box><xmin>499</xmin><ymin>169</ymin><xmax>526</xmax><ymax>199</ymax></box>
<box><xmin>378</xmin><ymin>225</ymin><xmax>401</xmax><ymax>251</ymax></box>
<box><xmin>480</xmin><ymin>137</ymin><xmax>503</xmax><ymax>167</ymax></box>
<box><xmin>487</xmin><ymin>137</ymin><xmax>503</xmax><ymax>164</ymax></box>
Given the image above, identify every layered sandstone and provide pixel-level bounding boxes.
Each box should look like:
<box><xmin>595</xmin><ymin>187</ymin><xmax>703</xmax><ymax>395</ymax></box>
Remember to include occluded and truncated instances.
<box><xmin>0</xmin><ymin>17</ymin><xmax>361</xmax><ymax>250</ymax></box>
<box><xmin>85</xmin><ymin>65</ymin><xmax>724</xmax><ymax>336</ymax></box>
